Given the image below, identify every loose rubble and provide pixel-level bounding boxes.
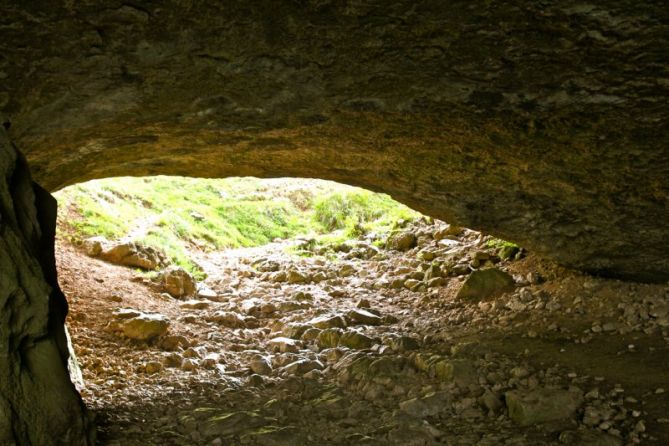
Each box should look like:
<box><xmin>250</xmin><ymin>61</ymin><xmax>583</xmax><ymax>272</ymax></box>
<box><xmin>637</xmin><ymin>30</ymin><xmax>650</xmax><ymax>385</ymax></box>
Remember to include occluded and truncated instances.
<box><xmin>60</xmin><ymin>219</ymin><xmax>669</xmax><ymax>445</ymax></box>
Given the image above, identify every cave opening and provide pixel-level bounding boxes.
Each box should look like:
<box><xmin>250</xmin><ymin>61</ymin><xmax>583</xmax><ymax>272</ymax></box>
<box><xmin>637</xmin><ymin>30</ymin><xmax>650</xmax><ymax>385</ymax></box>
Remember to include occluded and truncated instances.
<box><xmin>51</xmin><ymin>175</ymin><xmax>531</xmax><ymax>444</ymax></box>
<box><xmin>48</xmin><ymin>175</ymin><xmax>669</xmax><ymax>445</ymax></box>
<box><xmin>1</xmin><ymin>1</ymin><xmax>668</xmax><ymax>443</ymax></box>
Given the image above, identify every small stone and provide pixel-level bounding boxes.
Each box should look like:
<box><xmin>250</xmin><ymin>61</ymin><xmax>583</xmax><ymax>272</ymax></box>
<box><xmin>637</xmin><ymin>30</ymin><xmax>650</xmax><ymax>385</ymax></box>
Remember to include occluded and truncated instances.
<box><xmin>388</xmin><ymin>336</ymin><xmax>420</xmax><ymax>352</ymax></box>
<box><xmin>479</xmin><ymin>390</ymin><xmax>503</xmax><ymax>413</ymax></box>
<box><xmin>99</xmin><ymin>241</ymin><xmax>166</xmax><ymax>270</ymax></box>
<box><xmin>145</xmin><ymin>361</ymin><xmax>163</xmax><ymax>374</ymax></box>
<box><xmin>164</xmin><ymin>352</ymin><xmax>183</xmax><ymax>368</ymax></box>
<box><xmin>181</xmin><ymin>358</ymin><xmax>198</xmax><ymax>371</ymax></box>
<box><xmin>286</xmin><ymin>269</ymin><xmax>308</xmax><ymax>284</ymax></box>
<box><xmin>160</xmin><ymin>335</ymin><xmax>189</xmax><ymax>351</ymax></box>
<box><xmin>208</xmin><ymin>311</ymin><xmax>246</xmax><ymax>328</ymax></box>
<box><xmin>249</xmin><ymin>357</ymin><xmax>272</xmax><ymax>375</ymax></box>
<box><xmin>247</xmin><ymin>374</ymin><xmax>265</xmax><ymax>387</ymax></box>
<box><xmin>282</xmin><ymin>323</ymin><xmax>311</xmax><ymax>339</ymax></box>
<box><xmin>404</xmin><ymin>279</ymin><xmax>421</xmax><ymax>290</ymax></box>
<box><xmin>346</xmin><ymin>309</ymin><xmax>382</xmax><ymax>326</ymax></box>
<box><xmin>339</xmin><ymin>331</ymin><xmax>375</xmax><ymax>350</ymax></box>
<box><xmin>434</xmin><ymin>225</ymin><xmax>462</xmax><ymax>240</ymax></box>
<box><xmin>280</xmin><ymin>359</ymin><xmax>324</xmax><ymax>376</ymax></box>
<box><xmin>268</xmin><ymin>337</ymin><xmax>301</xmax><ymax>353</ymax></box>
<box><xmin>197</xmin><ymin>285</ymin><xmax>218</xmax><ymax>299</ymax></box>
<box><xmin>427</xmin><ymin>277</ymin><xmax>446</xmax><ymax>288</ymax></box>
<box><xmin>317</xmin><ymin>328</ymin><xmax>343</xmax><ymax>348</ymax></box>
<box><xmin>180</xmin><ymin>300</ymin><xmax>211</xmax><ymax>310</ymax></box>
<box><xmin>308</xmin><ymin>315</ymin><xmax>346</xmax><ymax>329</ymax></box>
<box><xmin>356</xmin><ymin>298</ymin><xmax>371</xmax><ymax>308</ymax></box>
<box><xmin>295</xmin><ymin>327</ymin><xmax>316</xmax><ymax>342</ymax></box>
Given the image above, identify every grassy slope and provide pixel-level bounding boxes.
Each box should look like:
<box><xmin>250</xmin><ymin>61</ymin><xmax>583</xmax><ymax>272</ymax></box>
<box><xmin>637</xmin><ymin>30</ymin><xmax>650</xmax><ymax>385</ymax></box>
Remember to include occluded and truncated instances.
<box><xmin>56</xmin><ymin>177</ymin><xmax>420</xmax><ymax>277</ymax></box>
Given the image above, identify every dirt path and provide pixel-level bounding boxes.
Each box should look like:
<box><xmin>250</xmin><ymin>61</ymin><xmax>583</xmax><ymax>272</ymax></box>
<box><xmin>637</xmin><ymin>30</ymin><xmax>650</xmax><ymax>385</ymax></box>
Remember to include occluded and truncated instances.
<box><xmin>59</xmin><ymin>221</ymin><xmax>669</xmax><ymax>445</ymax></box>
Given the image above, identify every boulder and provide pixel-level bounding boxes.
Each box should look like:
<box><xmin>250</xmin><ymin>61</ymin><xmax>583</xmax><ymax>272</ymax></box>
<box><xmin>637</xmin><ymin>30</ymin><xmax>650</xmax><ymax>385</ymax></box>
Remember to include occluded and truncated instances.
<box><xmin>99</xmin><ymin>241</ymin><xmax>166</xmax><ymax>270</ymax></box>
<box><xmin>119</xmin><ymin>312</ymin><xmax>170</xmax><ymax>341</ymax></box>
<box><xmin>456</xmin><ymin>268</ymin><xmax>515</xmax><ymax>301</ymax></box>
<box><xmin>162</xmin><ymin>266</ymin><xmax>197</xmax><ymax>298</ymax></box>
<box><xmin>387</xmin><ymin>232</ymin><xmax>418</xmax><ymax>251</ymax></box>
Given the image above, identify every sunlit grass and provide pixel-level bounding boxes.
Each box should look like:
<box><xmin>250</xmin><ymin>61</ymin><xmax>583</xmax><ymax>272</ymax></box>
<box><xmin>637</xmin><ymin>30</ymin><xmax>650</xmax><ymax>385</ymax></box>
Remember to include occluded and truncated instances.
<box><xmin>56</xmin><ymin>177</ymin><xmax>421</xmax><ymax>277</ymax></box>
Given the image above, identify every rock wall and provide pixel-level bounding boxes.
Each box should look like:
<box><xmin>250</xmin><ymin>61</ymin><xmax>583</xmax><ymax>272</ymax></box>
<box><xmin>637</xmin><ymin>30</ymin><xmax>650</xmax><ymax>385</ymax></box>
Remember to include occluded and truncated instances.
<box><xmin>0</xmin><ymin>1</ymin><xmax>667</xmax><ymax>282</ymax></box>
<box><xmin>0</xmin><ymin>126</ymin><xmax>93</xmax><ymax>444</ymax></box>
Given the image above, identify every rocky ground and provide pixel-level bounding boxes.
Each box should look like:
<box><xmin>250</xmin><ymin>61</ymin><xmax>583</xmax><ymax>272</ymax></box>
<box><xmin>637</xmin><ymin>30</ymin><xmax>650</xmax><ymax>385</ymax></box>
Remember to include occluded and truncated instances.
<box><xmin>58</xmin><ymin>220</ymin><xmax>669</xmax><ymax>445</ymax></box>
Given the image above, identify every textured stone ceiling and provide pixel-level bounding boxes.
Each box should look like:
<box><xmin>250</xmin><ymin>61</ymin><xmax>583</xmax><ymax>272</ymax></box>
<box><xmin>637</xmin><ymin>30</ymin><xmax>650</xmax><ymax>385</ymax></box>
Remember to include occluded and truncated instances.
<box><xmin>1</xmin><ymin>0</ymin><xmax>668</xmax><ymax>281</ymax></box>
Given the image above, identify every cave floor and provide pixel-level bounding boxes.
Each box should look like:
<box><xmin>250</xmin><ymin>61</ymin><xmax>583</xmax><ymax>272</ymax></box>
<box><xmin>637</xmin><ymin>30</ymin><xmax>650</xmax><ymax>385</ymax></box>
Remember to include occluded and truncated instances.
<box><xmin>58</xmin><ymin>222</ymin><xmax>669</xmax><ymax>445</ymax></box>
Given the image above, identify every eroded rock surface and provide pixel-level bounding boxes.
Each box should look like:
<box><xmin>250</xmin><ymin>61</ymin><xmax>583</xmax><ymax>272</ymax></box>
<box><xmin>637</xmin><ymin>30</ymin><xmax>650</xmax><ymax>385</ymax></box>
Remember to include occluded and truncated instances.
<box><xmin>0</xmin><ymin>127</ymin><xmax>93</xmax><ymax>444</ymax></box>
<box><xmin>0</xmin><ymin>2</ymin><xmax>667</xmax><ymax>281</ymax></box>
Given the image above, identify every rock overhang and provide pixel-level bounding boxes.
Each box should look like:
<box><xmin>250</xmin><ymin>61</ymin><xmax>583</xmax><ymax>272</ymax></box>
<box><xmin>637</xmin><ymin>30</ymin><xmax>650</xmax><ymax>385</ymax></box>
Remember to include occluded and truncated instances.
<box><xmin>0</xmin><ymin>0</ymin><xmax>667</xmax><ymax>282</ymax></box>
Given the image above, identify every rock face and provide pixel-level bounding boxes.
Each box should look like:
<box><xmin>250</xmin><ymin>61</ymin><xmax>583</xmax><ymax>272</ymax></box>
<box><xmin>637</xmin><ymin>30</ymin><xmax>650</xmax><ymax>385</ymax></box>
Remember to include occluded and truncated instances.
<box><xmin>0</xmin><ymin>1</ymin><xmax>666</xmax><ymax>283</ymax></box>
<box><xmin>0</xmin><ymin>127</ymin><xmax>93</xmax><ymax>444</ymax></box>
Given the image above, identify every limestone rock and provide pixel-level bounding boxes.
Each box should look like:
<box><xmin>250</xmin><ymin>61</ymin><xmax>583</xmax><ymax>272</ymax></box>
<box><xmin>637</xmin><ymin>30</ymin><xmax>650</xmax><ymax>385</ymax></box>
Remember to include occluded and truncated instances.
<box><xmin>82</xmin><ymin>236</ymin><xmax>106</xmax><ymax>257</ymax></box>
<box><xmin>456</xmin><ymin>268</ymin><xmax>515</xmax><ymax>301</ymax></box>
<box><xmin>346</xmin><ymin>308</ymin><xmax>382</xmax><ymax>326</ymax></box>
<box><xmin>268</xmin><ymin>337</ymin><xmax>301</xmax><ymax>353</ymax></box>
<box><xmin>249</xmin><ymin>357</ymin><xmax>273</xmax><ymax>376</ymax></box>
<box><xmin>286</xmin><ymin>269</ymin><xmax>308</xmax><ymax>284</ymax></box>
<box><xmin>505</xmin><ymin>388</ymin><xmax>584</xmax><ymax>426</ymax></box>
<box><xmin>99</xmin><ymin>241</ymin><xmax>166</xmax><ymax>270</ymax></box>
<box><xmin>0</xmin><ymin>132</ymin><xmax>95</xmax><ymax>444</ymax></box>
<box><xmin>308</xmin><ymin>314</ymin><xmax>347</xmax><ymax>329</ymax></box>
<box><xmin>119</xmin><ymin>312</ymin><xmax>170</xmax><ymax>341</ymax></box>
<box><xmin>207</xmin><ymin>311</ymin><xmax>246</xmax><ymax>328</ymax></box>
<box><xmin>162</xmin><ymin>266</ymin><xmax>197</xmax><ymax>298</ymax></box>
<box><xmin>280</xmin><ymin>359</ymin><xmax>324</xmax><ymax>376</ymax></box>
<box><xmin>434</xmin><ymin>225</ymin><xmax>462</xmax><ymax>240</ymax></box>
<box><xmin>339</xmin><ymin>331</ymin><xmax>375</xmax><ymax>350</ymax></box>
<box><xmin>145</xmin><ymin>361</ymin><xmax>163</xmax><ymax>374</ymax></box>
<box><xmin>387</xmin><ymin>232</ymin><xmax>418</xmax><ymax>251</ymax></box>
<box><xmin>317</xmin><ymin>328</ymin><xmax>343</xmax><ymax>349</ymax></box>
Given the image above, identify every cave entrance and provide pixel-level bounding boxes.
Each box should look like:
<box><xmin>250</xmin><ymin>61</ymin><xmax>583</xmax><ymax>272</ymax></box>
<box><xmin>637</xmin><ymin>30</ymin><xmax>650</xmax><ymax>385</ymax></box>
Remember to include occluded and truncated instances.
<box><xmin>53</xmin><ymin>175</ymin><xmax>523</xmax><ymax>444</ymax></box>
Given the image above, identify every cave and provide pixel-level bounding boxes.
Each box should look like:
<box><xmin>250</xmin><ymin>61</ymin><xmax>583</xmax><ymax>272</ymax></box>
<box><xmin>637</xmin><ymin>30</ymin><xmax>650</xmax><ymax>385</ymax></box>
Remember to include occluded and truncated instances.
<box><xmin>0</xmin><ymin>1</ymin><xmax>668</xmax><ymax>444</ymax></box>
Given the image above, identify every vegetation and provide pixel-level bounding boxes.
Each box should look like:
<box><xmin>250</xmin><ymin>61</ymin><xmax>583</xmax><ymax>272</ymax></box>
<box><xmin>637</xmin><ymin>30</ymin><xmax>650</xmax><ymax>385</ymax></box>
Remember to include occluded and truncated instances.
<box><xmin>485</xmin><ymin>237</ymin><xmax>519</xmax><ymax>250</ymax></box>
<box><xmin>56</xmin><ymin>176</ymin><xmax>420</xmax><ymax>276</ymax></box>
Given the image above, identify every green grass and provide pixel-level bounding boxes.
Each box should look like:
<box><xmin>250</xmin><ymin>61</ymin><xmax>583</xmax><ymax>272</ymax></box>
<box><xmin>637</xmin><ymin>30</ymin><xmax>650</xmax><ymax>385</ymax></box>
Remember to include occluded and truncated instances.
<box><xmin>56</xmin><ymin>177</ymin><xmax>421</xmax><ymax>277</ymax></box>
<box><xmin>485</xmin><ymin>237</ymin><xmax>519</xmax><ymax>250</ymax></box>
